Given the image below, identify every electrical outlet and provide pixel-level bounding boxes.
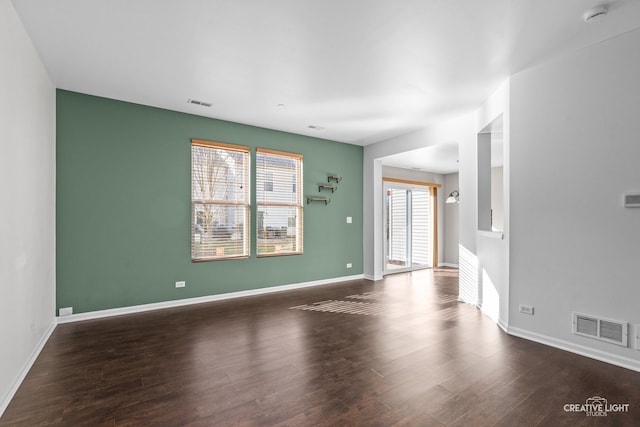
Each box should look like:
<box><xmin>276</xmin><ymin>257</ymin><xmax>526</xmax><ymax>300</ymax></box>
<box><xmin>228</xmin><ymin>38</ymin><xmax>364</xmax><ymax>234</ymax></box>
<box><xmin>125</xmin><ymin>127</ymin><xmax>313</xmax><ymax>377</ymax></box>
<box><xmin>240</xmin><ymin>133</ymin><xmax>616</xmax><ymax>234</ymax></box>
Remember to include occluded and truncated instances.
<box><xmin>346</xmin><ymin>216</ymin><xmax>352</xmax><ymax>224</ymax></box>
<box><xmin>519</xmin><ymin>304</ymin><xmax>534</xmax><ymax>315</ymax></box>
<box><xmin>59</xmin><ymin>307</ymin><xmax>73</xmax><ymax>317</ymax></box>
<box><xmin>346</xmin><ymin>263</ymin><xmax>352</xmax><ymax>269</ymax></box>
<box><xmin>175</xmin><ymin>281</ymin><xmax>186</xmax><ymax>288</ymax></box>
<box><xmin>635</xmin><ymin>325</ymin><xmax>640</xmax><ymax>350</ymax></box>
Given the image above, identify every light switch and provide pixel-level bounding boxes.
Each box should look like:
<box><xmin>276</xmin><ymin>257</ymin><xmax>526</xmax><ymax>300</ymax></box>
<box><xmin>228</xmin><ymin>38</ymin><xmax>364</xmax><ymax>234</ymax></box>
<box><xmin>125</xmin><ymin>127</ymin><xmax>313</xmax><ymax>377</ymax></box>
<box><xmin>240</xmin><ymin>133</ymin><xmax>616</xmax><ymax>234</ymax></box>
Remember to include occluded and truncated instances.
<box><xmin>346</xmin><ymin>216</ymin><xmax>352</xmax><ymax>224</ymax></box>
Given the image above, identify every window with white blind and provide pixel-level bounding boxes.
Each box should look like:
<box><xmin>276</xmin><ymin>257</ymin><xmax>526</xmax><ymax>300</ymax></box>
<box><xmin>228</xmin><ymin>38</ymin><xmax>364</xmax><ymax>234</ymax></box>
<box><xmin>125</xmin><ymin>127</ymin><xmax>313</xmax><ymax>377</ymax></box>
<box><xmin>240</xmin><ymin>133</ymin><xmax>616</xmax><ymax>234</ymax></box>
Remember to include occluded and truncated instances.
<box><xmin>191</xmin><ymin>139</ymin><xmax>250</xmax><ymax>261</ymax></box>
<box><xmin>383</xmin><ymin>177</ymin><xmax>439</xmax><ymax>274</ymax></box>
<box><xmin>256</xmin><ymin>148</ymin><xmax>303</xmax><ymax>256</ymax></box>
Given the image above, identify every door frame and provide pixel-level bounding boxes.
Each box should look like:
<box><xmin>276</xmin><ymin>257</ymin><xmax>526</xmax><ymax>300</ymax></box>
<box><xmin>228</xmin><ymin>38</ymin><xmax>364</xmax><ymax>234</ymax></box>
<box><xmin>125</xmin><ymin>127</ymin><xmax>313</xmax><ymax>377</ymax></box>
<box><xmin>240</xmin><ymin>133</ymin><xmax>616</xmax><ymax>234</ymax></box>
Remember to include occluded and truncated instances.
<box><xmin>382</xmin><ymin>177</ymin><xmax>440</xmax><ymax>275</ymax></box>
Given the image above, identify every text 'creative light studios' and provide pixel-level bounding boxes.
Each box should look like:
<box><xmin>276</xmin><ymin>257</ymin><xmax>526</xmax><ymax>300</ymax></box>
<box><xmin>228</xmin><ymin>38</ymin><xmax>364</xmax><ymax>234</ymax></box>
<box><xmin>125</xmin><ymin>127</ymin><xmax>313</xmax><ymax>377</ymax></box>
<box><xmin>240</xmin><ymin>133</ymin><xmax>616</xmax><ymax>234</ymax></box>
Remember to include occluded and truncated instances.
<box><xmin>564</xmin><ymin>396</ymin><xmax>630</xmax><ymax>417</ymax></box>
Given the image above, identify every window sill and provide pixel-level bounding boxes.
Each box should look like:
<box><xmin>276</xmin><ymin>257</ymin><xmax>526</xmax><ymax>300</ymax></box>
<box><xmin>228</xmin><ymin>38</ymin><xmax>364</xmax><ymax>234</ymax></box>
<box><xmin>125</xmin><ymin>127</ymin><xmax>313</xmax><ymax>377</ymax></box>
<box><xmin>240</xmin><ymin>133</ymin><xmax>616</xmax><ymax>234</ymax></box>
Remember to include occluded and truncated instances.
<box><xmin>192</xmin><ymin>255</ymin><xmax>250</xmax><ymax>262</ymax></box>
<box><xmin>477</xmin><ymin>230</ymin><xmax>504</xmax><ymax>240</ymax></box>
<box><xmin>257</xmin><ymin>252</ymin><xmax>303</xmax><ymax>258</ymax></box>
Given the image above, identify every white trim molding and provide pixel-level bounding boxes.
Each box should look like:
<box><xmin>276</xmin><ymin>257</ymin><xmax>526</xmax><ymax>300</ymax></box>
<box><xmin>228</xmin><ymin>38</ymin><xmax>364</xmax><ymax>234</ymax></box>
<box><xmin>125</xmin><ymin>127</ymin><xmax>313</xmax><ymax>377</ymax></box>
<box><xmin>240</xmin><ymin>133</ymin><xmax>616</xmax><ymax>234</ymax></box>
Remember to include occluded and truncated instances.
<box><xmin>57</xmin><ymin>274</ymin><xmax>365</xmax><ymax>324</ymax></box>
<box><xmin>497</xmin><ymin>318</ymin><xmax>509</xmax><ymax>333</ymax></box>
<box><xmin>477</xmin><ymin>230</ymin><xmax>504</xmax><ymax>240</ymax></box>
<box><xmin>1</xmin><ymin>320</ymin><xmax>56</xmax><ymax>417</ymax></box>
<box><xmin>439</xmin><ymin>263</ymin><xmax>460</xmax><ymax>269</ymax></box>
<box><xmin>477</xmin><ymin>309</ymin><xmax>638</xmax><ymax>372</ymax></box>
<box><xmin>508</xmin><ymin>326</ymin><xmax>640</xmax><ymax>373</ymax></box>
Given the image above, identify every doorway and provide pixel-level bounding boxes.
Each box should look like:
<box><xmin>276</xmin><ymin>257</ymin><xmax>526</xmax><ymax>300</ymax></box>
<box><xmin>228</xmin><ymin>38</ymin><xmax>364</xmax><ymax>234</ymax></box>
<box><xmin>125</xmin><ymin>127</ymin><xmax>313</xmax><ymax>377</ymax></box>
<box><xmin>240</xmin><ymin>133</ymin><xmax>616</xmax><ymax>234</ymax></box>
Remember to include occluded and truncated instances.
<box><xmin>383</xmin><ymin>178</ymin><xmax>437</xmax><ymax>275</ymax></box>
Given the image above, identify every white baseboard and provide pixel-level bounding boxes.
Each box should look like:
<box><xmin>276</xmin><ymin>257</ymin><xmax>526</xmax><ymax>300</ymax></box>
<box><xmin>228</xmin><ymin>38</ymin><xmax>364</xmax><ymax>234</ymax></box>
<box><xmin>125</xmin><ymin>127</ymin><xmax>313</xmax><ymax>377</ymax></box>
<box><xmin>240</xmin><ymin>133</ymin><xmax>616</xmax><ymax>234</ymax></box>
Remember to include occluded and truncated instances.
<box><xmin>508</xmin><ymin>326</ymin><xmax>640</xmax><ymax>373</ymax></box>
<box><xmin>439</xmin><ymin>263</ymin><xmax>459</xmax><ymax>268</ymax></box>
<box><xmin>1</xmin><ymin>320</ymin><xmax>56</xmax><ymax>417</ymax></box>
<box><xmin>497</xmin><ymin>318</ymin><xmax>508</xmax><ymax>333</ymax></box>
<box><xmin>457</xmin><ymin>297</ymin><xmax>478</xmax><ymax>306</ymax></box>
<box><xmin>468</xmin><ymin>308</ymin><xmax>638</xmax><ymax>372</ymax></box>
<box><xmin>363</xmin><ymin>274</ymin><xmax>383</xmax><ymax>281</ymax></box>
<box><xmin>57</xmin><ymin>274</ymin><xmax>365</xmax><ymax>324</ymax></box>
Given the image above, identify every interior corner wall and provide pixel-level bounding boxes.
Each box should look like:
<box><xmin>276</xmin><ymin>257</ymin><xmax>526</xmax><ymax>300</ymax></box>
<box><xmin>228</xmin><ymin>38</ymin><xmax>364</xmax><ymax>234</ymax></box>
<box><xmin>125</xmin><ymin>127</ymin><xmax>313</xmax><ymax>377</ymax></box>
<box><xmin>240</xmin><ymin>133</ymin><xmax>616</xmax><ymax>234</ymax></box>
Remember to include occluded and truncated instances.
<box><xmin>56</xmin><ymin>90</ymin><xmax>364</xmax><ymax>314</ymax></box>
<box><xmin>0</xmin><ymin>1</ymin><xmax>56</xmax><ymax>414</ymax></box>
<box><xmin>509</xmin><ymin>28</ymin><xmax>640</xmax><ymax>369</ymax></box>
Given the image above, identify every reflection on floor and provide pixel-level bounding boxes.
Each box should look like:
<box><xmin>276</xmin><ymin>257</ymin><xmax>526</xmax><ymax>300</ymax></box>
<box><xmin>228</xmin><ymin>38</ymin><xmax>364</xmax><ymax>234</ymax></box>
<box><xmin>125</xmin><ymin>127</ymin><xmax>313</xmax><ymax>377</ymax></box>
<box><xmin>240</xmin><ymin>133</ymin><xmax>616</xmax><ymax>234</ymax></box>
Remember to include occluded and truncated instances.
<box><xmin>2</xmin><ymin>268</ymin><xmax>639</xmax><ymax>426</ymax></box>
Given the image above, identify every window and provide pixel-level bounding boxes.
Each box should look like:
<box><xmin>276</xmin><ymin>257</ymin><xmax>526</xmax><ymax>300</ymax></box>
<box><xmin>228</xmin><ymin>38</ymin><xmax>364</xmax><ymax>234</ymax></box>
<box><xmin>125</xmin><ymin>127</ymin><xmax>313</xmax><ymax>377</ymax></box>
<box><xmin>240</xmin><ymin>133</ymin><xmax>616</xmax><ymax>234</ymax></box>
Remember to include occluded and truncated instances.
<box><xmin>383</xmin><ymin>178</ymin><xmax>439</xmax><ymax>274</ymax></box>
<box><xmin>264</xmin><ymin>171</ymin><xmax>274</xmax><ymax>192</ymax></box>
<box><xmin>191</xmin><ymin>139</ymin><xmax>250</xmax><ymax>261</ymax></box>
<box><xmin>256</xmin><ymin>148</ymin><xmax>303</xmax><ymax>256</ymax></box>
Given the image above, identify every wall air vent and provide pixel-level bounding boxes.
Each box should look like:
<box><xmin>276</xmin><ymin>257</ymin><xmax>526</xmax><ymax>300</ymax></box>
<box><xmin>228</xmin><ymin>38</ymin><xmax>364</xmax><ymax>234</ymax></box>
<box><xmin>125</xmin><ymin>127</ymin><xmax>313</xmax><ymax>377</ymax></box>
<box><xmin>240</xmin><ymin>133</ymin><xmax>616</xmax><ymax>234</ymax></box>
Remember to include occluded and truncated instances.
<box><xmin>573</xmin><ymin>312</ymin><xmax>628</xmax><ymax>347</ymax></box>
<box><xmin>187</xmin><ymin>99</ymin><xmax>212</xmax><ymax>107</ymax></box>
<box><xmin>624</xmin><ymin>193</ymin><xmax>640</xmax><ymax>208</ymax></box>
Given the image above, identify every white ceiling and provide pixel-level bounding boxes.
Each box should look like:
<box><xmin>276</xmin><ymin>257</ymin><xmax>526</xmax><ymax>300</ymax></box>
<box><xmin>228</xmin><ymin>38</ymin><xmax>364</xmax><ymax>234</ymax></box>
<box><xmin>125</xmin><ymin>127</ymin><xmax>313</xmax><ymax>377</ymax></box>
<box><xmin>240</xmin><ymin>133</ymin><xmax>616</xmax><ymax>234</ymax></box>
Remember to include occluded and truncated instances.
<box><xmin>382</xmin><ymin>143</ymin><xmax>460</xmax><ymax>175</ymax></box>
<box><xmin>11</xmin><ymin>0</ymin><xmax>640</xmax><ymax>160</ymax></box>
<box><xmin>382</xmin><ymin>114</ymin><xmax>504</xmax><ymax>174</ymax></box>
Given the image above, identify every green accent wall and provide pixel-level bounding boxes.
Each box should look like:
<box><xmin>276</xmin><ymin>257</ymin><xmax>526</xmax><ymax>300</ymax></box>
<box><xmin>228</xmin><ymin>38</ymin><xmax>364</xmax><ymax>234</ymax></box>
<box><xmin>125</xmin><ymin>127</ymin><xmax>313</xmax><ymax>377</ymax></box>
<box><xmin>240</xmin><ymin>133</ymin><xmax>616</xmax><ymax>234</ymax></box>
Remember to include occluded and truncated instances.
<box><xmin>56</xmin><ymin>90</ymin><xmax>363</xmax><ymax>314</ymax></box>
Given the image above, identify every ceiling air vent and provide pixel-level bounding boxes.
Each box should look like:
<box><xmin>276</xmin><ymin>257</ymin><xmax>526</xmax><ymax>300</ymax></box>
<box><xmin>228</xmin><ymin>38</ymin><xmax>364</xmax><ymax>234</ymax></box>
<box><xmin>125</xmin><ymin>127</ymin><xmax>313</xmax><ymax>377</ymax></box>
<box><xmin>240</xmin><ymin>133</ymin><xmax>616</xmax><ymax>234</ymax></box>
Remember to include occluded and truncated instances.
<box><xmin>624</xmin><ymin>193</ymin><xmax>640</xmax><ymax>208</ymax></box>
<box><xmin>583</xmin><ymin>5</ymin><xmax>609</xmax><ymax>23</ymax></box>
<box><xmin>187</xmin><ymin>99</ymin><xmax>212</xmax><ymax>107</ymax></box>
<box><xmin>573</xmin><ymin>312</ymin><xmax>627</xmax><ymax>347</ymax></box>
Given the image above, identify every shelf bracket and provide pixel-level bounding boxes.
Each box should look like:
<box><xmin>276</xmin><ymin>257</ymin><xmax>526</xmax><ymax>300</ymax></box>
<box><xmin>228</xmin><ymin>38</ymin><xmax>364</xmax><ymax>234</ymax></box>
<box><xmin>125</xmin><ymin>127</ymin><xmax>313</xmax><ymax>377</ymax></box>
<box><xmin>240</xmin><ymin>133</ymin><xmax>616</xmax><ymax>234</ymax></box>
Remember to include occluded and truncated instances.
<box><xmin>307</xmin><ymin>197</ymin><xmax>331</xmax><ymax>205</ymax></box>
<box><xmin>319</xmin><ymin>184</ymin><xmax>337</xmax><ymax>193</ymax></box>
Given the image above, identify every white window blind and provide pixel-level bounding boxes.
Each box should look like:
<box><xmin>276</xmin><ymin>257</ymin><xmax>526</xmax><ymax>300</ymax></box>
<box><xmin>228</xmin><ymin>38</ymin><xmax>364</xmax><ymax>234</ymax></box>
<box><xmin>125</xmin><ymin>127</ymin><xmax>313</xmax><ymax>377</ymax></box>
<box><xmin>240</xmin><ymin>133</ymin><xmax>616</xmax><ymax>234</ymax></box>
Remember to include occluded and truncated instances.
<box><xmin>411</xmin><ymin>189</ymin><xmax>431</xmax><ymax>266</ymax></box>
<box><xmin>256</xmin><ymin>148</ymin><xmax>303</xmax><ymax>256</ymax></box>
<box><xmin>389</xmin><ymin>188</ymin><xmax>407</xmax><ymax>266</ymax></box>
<box><xmin>191</xmin><ymin>139</ymin><xmax>250</xmax><ymax>261</ymax></box>
<box><xmin>384</xmin><ymin>177</ymin><xmax>439</xmax><ymax>271</ymax></box>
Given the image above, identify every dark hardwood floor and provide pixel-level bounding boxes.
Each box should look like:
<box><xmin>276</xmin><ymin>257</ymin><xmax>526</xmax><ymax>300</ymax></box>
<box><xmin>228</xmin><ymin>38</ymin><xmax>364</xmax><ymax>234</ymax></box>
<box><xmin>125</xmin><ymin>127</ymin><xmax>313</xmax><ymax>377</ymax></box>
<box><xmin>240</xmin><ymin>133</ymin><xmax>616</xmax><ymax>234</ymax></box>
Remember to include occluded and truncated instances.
<box><xmin>2</xmin><ymin>269</ymin><xmax>639</xmax><ymax>426</ymax></box>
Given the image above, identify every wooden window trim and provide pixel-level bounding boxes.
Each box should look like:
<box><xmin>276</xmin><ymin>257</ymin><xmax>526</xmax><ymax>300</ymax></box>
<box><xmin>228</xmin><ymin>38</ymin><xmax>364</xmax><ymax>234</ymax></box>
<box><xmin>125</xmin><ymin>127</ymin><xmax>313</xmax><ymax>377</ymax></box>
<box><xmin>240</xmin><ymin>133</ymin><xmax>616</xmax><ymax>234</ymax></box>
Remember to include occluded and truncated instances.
<box><xmin>257</xmin><ymin>147</ymin><xmax>303</xmax><ymax>159</ymax></box>
<box><xmin>191</xmin><ymin>139</ymin><xmax>250</xmax><ymax>153</ymax></box>
<box><xmin>191</xmin><ymin>139</ymin><xmax>251</xmax><ymax>262</ymax></box>
<box><xmin>383</xmin><ymin>177</ymin><xmax>442</xmax><ymax>188</ymax></box>
<box><xmin>256</xmin><ymin>148</ymin><xmax>303</xmax><ymax>257</ymax></box>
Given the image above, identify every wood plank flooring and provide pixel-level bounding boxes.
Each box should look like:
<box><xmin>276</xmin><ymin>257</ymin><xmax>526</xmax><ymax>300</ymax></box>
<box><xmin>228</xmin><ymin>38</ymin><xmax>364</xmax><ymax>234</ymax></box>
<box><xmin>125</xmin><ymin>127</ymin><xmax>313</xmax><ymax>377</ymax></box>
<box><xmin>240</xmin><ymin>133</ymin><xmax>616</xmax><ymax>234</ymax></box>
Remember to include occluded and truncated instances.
<box><xmin>2</xmin><ymin>268</ymin><xmax>640</xmax><ymax>426</ymax></box>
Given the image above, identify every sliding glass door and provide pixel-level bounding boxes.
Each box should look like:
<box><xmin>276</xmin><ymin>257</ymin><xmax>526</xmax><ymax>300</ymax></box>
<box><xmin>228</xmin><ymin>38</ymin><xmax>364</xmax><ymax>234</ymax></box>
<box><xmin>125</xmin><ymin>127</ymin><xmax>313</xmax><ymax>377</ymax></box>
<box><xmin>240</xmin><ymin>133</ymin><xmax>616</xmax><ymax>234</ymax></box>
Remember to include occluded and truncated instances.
<box><xmin>384</xmin><ymin>181</ymin><xmax>435</xmax><ymax>274</ymax></box>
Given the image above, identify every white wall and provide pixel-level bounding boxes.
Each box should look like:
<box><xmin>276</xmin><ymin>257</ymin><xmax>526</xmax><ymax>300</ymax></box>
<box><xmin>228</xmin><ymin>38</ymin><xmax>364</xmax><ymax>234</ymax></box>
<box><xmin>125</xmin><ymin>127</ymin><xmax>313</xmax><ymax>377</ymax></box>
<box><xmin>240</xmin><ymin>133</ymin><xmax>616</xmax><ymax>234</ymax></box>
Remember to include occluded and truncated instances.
<box><xmin>457</xmin><ymin>81</ymin><xmax>510</xmax><ymax>332</ymax></box>
<box><xmin>443</xmin><ymin>173</ymin><xmax>459</xmax><ymax>266</ymax></box>
<box><xmin>0</xmin><ymin>0</ymin><xmax>56</xmax><ymax>415</ymax></box>
<box><xmin>509</xmin><ymin>28</ymin><xmax>640</xmax><ymax>370</ymax></box>
<box><xmin>491</xmin><ymin>167</ymin><xmax>504</xmax><ymax>232</ymax></box>
<box><xmin>364</xmin><ymin>115</ymin><xmax>475</xmax><ymax>280</ymax></box>
<box><xmin>364</xmin><ymin>19</ymin><xmax>639</xmax><ymax>374</ymax></box>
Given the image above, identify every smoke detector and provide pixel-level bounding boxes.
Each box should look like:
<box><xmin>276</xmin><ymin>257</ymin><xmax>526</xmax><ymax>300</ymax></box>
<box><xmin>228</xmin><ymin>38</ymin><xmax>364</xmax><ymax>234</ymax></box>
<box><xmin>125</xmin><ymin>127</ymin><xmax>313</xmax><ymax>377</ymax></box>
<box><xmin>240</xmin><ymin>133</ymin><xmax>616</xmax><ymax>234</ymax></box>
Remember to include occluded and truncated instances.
<box><xmin>583</xmin><ymin>5</ymin><xmax>609</xmax><ymax>23</ymax></box>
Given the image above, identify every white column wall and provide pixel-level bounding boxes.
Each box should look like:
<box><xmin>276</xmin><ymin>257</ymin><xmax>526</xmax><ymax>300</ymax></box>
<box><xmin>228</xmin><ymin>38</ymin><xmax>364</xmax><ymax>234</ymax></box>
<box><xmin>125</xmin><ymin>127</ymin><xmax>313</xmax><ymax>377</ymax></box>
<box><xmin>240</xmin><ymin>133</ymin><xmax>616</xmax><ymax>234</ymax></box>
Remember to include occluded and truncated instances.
<box><xmin>473</xmin><ymin>82</ymin><xmax>510</xmax><ymax>329</ymax></box>
<box><xmin>0</xmin><ymin>0</ymin><xmax>56</xmax><ymax>415</ymax></box>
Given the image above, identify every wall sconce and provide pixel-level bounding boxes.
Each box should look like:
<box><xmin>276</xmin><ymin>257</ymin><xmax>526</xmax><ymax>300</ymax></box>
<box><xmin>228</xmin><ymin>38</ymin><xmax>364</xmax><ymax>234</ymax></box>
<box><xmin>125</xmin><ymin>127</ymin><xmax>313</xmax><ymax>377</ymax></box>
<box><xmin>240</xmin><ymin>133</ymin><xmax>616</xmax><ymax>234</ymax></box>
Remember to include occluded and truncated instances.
<box><xmin>445</xmin><ymin>190</ymin><xmax>459</xmax><ymax>204</ymax></box>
